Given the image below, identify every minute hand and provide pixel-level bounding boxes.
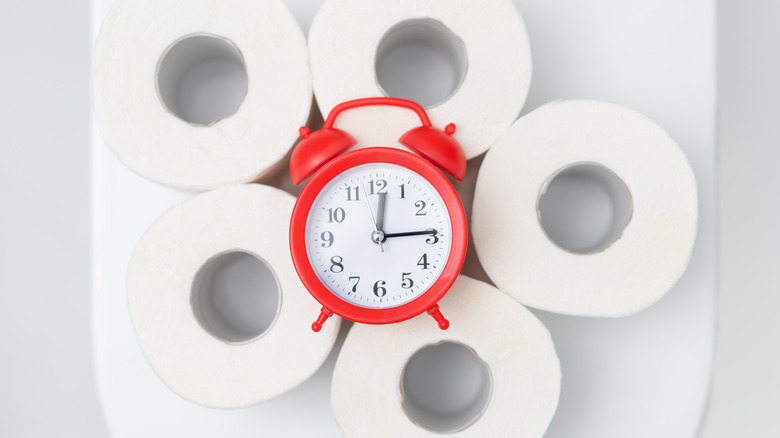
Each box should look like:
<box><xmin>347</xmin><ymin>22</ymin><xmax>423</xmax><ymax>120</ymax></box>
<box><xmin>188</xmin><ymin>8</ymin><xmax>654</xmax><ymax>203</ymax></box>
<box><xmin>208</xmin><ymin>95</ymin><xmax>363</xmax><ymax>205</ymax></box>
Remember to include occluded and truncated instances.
<box><xmin>382</xmin><ymin>228</ymin><xmax>437</xmax><ymax>240</ymax></box>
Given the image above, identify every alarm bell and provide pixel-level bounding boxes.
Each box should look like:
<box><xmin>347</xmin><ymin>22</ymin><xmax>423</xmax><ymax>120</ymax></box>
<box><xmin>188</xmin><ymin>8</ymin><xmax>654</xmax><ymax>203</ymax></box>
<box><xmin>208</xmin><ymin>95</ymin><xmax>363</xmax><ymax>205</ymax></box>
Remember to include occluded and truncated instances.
<box><xmin>290</xmin><ymin>97</ymin><xmax>466</xmax><ymax>184</ymax></box>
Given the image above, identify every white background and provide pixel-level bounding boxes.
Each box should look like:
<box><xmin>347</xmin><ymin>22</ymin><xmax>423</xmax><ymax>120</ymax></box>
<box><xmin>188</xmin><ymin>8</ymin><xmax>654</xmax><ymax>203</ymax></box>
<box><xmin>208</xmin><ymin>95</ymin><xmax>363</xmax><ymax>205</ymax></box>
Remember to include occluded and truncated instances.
<box><xmin>0</xmin><ymin>1</ymin><xmax>106</xmax><ymax>437</ymax></box>
<box><xmin>0</xmin><ymin>0</ymin><xmax>777</xmax><ymax>437</ymax></box>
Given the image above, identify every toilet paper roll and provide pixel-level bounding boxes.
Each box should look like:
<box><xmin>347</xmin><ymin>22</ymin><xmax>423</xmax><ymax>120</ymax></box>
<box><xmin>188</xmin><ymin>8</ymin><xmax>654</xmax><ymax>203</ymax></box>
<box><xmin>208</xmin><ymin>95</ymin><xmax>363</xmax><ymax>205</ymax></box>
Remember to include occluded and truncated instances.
<box><xmin>94</xmin><ymin>0</ymin><xmax>311</xmax><ymax>190</ymax></box>
<box><xmin>127</xmin><ymin>184</ymin><xmax>340</xmax><ymax>408</ymax></box>
<box><xmin>332</xmin><ymin>276</ymin><xmax>560</xmax><ymax>438</ymax></box>
<box><xmin>472</xmin><ymin>100</ymin><xmax>698</xmax><ymax>317</ymax></box>
<box><xmin>308</xmin><ymin>0</ymin><xmax>531</xmax><ymax>159</ymax></box>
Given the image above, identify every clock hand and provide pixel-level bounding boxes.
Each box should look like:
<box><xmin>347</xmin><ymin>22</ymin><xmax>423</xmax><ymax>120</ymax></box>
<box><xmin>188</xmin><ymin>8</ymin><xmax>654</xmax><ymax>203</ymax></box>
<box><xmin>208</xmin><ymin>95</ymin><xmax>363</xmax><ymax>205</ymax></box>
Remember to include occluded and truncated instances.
<box><xmin>382</xmin><ymin>228</ymin><xmax>437</xmax><ymax>240</ymax></box>
<box><xmin>359</xmin><ymin>182</ymin><xmax>384</xmax><ymax>252</ymax></box>
<box><xmin>376</xmin><ymin>192</ymin><xmax>387</xmax><ymax>232</ymax></box>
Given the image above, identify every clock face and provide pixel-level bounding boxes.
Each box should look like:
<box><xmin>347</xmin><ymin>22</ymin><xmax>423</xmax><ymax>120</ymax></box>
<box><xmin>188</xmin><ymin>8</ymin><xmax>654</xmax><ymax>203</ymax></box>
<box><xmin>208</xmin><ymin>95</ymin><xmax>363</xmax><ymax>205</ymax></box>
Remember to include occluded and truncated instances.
<box><xmin>304</xmin><ymin>162</ymin><xmax>453</xmax><ymax>309</ymax></box>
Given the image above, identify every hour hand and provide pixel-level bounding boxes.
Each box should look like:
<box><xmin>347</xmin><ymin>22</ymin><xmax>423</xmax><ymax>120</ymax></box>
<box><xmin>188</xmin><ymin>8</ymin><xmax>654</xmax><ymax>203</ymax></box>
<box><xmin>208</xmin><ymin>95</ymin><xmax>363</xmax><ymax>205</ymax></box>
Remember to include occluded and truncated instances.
<box><xmin>382</xmin><ymin>228</ymin><xmax>437</xmax><ymax>240</ymax></box>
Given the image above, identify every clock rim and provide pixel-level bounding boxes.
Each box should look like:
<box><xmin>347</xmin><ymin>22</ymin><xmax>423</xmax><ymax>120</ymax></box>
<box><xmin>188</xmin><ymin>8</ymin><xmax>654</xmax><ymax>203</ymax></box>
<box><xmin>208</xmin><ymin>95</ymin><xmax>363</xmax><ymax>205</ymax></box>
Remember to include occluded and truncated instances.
<box><xmin>289</xmin><ymin>147</ymin><xmax>467</xmax><ymax>325</ymax></box>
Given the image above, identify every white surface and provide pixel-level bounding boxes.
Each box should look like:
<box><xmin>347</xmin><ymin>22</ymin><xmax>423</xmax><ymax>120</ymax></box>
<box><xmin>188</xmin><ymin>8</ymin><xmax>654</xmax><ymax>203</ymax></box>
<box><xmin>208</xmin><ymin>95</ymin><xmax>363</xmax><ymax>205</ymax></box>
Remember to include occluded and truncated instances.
<box><xmin>0</xmin><ymin>1</ymin><xmax>108</xmax><ymax>437</ymax></box>
<box><xmin>91</xmin><ymin>1</ymin><xmax>716</xmax><ymax>438</ymax></box>
<box><xmin>700</xmin><ymin>0</ymin><xmax>780</xmax><ymax>436</ymax></box>
<box><xmin>91</xmin><ymin>0</ymin><xmax>716</xmax><ymax>437</ymax></box>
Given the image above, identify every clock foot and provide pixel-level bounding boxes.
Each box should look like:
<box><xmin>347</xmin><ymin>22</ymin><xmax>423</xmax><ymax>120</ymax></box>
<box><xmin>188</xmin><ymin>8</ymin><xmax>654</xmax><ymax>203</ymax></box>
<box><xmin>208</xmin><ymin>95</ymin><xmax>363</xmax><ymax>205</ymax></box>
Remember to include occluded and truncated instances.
<box><xmin>312</xmin><ymin>307</ymin><xmax>334</xmax><ymax>332</ymax></box>
<box><xmin>427</xmin><ymin>304</ymin><xmax>450</xmax><ymax>330</ymax></box>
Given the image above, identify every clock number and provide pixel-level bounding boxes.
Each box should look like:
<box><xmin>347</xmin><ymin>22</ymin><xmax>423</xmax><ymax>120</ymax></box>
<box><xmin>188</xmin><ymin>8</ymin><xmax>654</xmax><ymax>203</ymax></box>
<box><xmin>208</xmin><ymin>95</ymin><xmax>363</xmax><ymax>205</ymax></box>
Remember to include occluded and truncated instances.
<box><xmin>346</xmin><ymin>186</ymin><xmax>359</xmax><ymax>201</ymax></box>
<box><xmin>373</xmin><ymin>280</ymin><xmax>387</xmax><ymax>297</ymax></box>
<box><xmin>425</xmin><ymin>231</ymin><xmax>439</xmax><ymax>245</ymax></box>
<box><xmin>417</xmin><ymin>253</ymin><xmax>430</xmax><ymax>270</ymax></box>
<box><xmin>415</xmin><ymin>200</ymin><xmax>427</xmax><ymax>216</ymax></box>
<box><xmin>401</xmin><ymin>272</ymin><xmax>414</xmax><ymax>289</ymax></box>
<box><xmin>369</xmin><ymin>179</ymin><xmax>387</xmax><ymax>195</ymax></box>
<box><xmin>327</xmin><ymin>207</ymin><xmax>345</xmax><ymax>223</ymax></box>
<box><xmin>348</xmin><ymin>276</ymin><xmax>360</xmax><ymax>293</ymax></box>
<box><xmin>330</xmin><ymin>256</ymin><xmax>344</xmax><ymax>273</ymax></box>
<box><xmin>399</xmin><ymin>184</ymin><xmax>406</xmax><ymax>199</ymax></box>
<box><xmin>321</xmin><ymin>231</ymin><xmax>334</xmax><ymax>248</ymax></box>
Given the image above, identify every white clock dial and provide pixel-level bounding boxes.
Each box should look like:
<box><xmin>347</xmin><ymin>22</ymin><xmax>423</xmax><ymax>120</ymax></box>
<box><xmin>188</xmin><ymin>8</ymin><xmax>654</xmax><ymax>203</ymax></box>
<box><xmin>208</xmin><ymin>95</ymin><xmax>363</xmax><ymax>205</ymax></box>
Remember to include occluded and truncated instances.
<box><xmin>305</xmin><ymin>163</ymin><xmax>453</xmax><ymax>309</ymax></box>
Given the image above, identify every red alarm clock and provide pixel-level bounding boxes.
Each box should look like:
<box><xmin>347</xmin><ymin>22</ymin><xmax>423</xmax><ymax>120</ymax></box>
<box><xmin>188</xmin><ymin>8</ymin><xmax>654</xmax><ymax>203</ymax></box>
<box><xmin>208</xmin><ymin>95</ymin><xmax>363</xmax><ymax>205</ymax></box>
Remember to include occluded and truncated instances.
<box><xmin>289</xmin><ymin>97</ymin><xmax>467</xmax><ymax>332</ymax></box>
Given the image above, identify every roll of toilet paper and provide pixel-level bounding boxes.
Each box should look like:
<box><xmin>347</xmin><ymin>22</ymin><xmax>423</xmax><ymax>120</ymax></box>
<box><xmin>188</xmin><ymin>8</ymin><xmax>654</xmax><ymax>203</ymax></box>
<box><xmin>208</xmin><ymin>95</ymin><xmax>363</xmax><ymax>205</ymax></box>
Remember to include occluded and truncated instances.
<box><xmin>332</xmin><ymin>276</ymin><xmax>560</xmax><ymax>438</ymax></box>
<box><xmin>94</xmin><ymin>0</ymin><xmax>311</xmax><ymax>190</ymax></box>
<box><xmin>308</xmin><ymin>0</ymin><xmax>531</xmax><ymax>159</ymax></box>
<box><xmin>472</xmin><ymin>100</ymin><xmax>698</xmax><ymax>317</ymax></box>
<box><xmin>127</xmin><ymin>184</ymin><xmax>340</xmax><ymax>408</ymax></box>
